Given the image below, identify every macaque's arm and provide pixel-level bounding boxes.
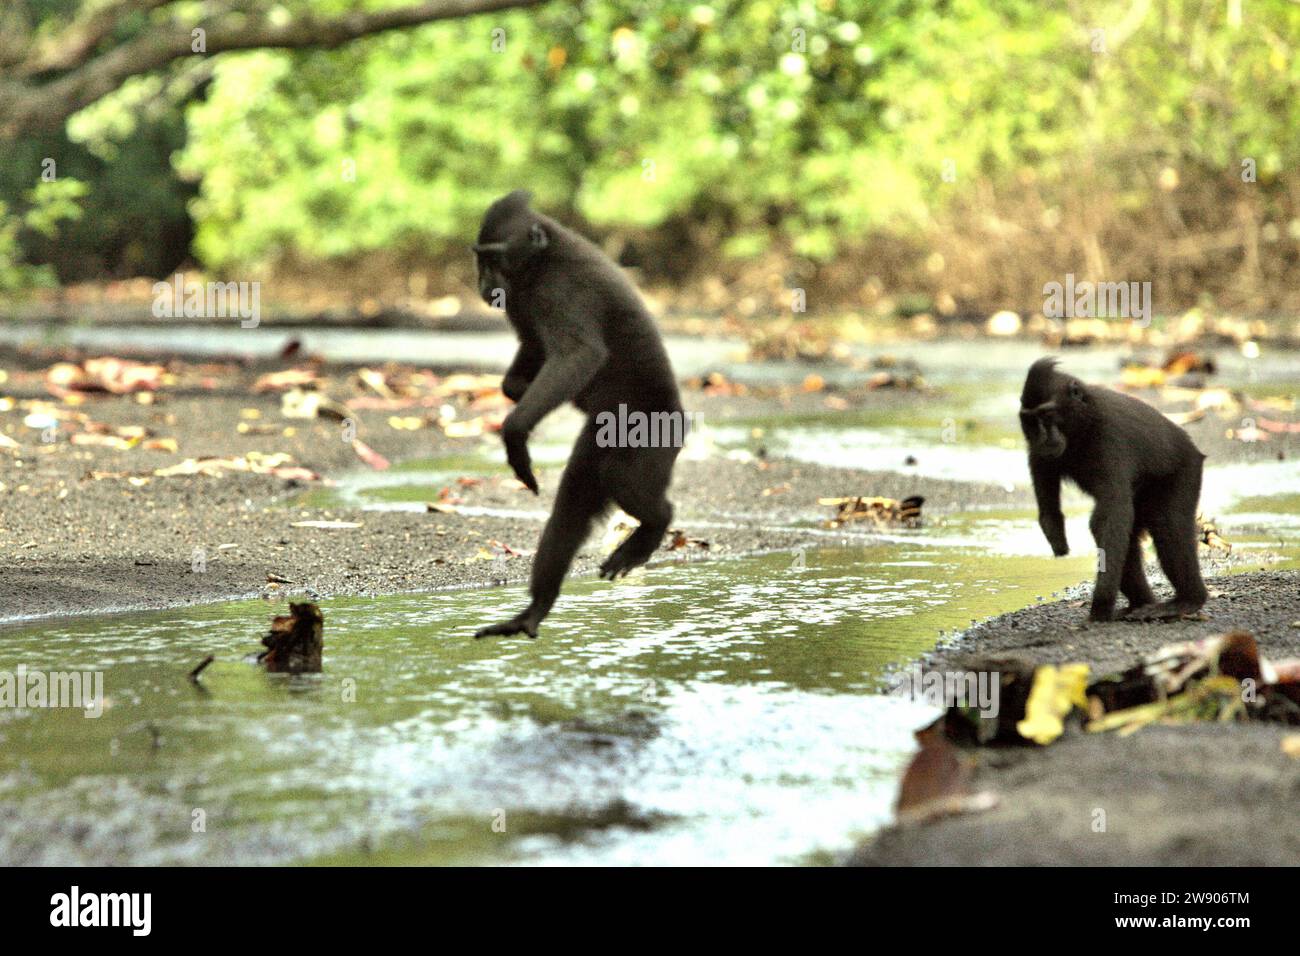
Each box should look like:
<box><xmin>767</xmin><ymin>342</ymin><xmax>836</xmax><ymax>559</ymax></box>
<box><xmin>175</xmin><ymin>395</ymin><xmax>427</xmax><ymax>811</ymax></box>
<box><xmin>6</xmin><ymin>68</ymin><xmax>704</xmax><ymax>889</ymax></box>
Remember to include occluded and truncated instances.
<box><xmin>1030</xmin><ymin>458</ymin><xmax>1068</xmax><ymax>556</ymax></box>
<box><xmin>500</xmin><ymin>339</ymin><xmax>608</xmax><ymax>493</ymax></box>
<box><xmin>502</xmin><ymin>337</ymin><xmax>545</xmax><ymax>403</ymax></box>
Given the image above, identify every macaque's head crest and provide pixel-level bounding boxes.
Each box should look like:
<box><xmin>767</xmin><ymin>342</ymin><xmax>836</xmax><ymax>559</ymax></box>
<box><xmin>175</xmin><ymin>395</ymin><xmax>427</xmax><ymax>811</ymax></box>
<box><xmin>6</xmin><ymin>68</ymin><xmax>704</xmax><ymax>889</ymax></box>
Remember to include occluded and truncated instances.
<box><xmin>1021</xmin><ymin>357</ymin><xmax>1060</xmax><ymax>408</ymax></box>
<box><xmin>1020</xmin><ymin>357</ymin><xmax>1078</xmax><ymax>460</ymax></box>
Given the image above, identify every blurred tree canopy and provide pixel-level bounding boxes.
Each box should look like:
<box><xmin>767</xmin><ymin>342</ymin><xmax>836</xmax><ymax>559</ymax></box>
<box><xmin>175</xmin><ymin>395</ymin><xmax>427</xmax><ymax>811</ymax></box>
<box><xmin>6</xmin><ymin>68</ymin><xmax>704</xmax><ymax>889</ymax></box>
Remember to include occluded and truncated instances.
<box><xmin>2</xmin><ymin>0</ymin><xmax>1300</xmax><ymax>307</ymax></box>
<box><xmin>0</xmin><ymin>0</ymin><xmax>543</xmax><ymax>286</ymax></box>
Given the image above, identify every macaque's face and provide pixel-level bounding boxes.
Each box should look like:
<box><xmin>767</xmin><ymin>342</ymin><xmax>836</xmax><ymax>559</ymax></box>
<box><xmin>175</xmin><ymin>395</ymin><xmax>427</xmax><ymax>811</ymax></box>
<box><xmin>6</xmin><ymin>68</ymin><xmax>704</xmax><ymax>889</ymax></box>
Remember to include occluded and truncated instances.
<box><xmin>474</xmin><ymin>247</ymin><xmax>510</xmax><ymax>305</ymax></box>
<box><xmin>473</xmin><ymin>208</ymin><xmax>550</xmax><ymax>306</ymax></box>
<box><xmin>1020</xmin><ymin>402</ymin><xmax>1068</xmax><ymax>460</ymax></box>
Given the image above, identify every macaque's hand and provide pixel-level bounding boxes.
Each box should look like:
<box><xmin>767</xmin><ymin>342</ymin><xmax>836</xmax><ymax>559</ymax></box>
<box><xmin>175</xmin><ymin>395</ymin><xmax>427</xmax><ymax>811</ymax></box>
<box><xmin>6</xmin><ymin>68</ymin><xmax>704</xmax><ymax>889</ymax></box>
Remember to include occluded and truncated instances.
<box><xmin>1039</xmin><ymin>514</ymin><xmax>1069</xmax><ymax>556</ymax></box>
<box><xmin>502</xmin><ymin>374</ymin><xmax>530</xmax><ymax>403</ymax></box>
<box><xmin>474</xmin><ymin>612</ymin><xmax>539</xmax><ymax>639</ymax></box>
<box><xmin>502</xmin><ymin>417</ymin><xmax>539</xmax><ymax>494</ymax></box>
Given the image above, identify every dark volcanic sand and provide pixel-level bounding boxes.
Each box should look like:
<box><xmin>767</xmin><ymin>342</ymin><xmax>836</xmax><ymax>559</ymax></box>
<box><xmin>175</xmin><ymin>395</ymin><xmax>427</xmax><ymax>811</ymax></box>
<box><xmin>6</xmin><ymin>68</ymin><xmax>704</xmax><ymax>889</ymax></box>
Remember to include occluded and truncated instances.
<box><xmin>0</xmin><ymin>346</ymin><xmax>1024</xmax><ymax>623</ymax></box>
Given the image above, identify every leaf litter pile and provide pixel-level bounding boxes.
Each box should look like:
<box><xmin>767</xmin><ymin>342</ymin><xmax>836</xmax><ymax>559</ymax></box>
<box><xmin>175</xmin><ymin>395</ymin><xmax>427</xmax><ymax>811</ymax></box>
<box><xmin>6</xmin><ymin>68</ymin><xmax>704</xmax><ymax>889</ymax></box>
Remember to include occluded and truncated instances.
<box><xmin>894</xmin><ymin>631</ymin><xmax>1300</xmax><ymax>824</ymax></box>
<box><xmin>821</xmin><ymin>494</ymin><xmax>924</xmax><ymax>530</ymax></box>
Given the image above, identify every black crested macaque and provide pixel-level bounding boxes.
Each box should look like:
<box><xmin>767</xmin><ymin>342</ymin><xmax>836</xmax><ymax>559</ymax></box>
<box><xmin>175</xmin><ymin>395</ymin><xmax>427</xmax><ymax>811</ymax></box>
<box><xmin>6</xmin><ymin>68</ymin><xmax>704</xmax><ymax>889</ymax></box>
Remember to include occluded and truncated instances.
<box><xmin>471</xmin><ymin>190</ymin><xmax>684</xmax><ymax>638</ymax></box>
<box><xmin>1020</xmin><ymin>357</ymin><xmax>1208</xmax><ymax>623</ymax></box>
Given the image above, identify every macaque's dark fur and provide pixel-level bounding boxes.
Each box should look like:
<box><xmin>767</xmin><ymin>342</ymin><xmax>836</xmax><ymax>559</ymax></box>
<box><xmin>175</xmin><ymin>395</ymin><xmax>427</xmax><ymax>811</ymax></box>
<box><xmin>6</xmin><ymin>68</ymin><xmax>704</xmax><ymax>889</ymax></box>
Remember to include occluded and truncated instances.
<box><xmin>472</xmin><ymin>190</ymin><xmax>683</xmax><ymax>638</ymax></box>
<box><xmin>1020</xmin><ymin>357</ymin><xmax>1208</xmax><ymax>622</ymax></box>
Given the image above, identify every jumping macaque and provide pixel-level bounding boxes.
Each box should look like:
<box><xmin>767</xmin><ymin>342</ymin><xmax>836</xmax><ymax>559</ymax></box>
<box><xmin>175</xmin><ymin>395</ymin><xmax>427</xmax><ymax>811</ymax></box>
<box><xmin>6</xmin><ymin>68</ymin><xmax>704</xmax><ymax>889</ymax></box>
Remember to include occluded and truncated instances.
<box><xmin>471</xmin><ymin>190</ymin><xmax>684</xmax><ymax>638</ymax></box>
<box><xmin>1020</xmin><ymin>357</ymin><xmax>1208</xmax><ymax>622</ymax></box>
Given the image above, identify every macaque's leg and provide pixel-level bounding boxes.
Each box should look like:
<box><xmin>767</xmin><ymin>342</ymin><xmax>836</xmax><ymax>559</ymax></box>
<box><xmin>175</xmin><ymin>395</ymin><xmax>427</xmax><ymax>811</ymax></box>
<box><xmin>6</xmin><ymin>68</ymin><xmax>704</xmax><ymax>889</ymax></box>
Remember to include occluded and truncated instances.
<box><xmin>1118</xmin><ymin>530</ymin><xmax>1156</xmax><ymax>612</ymax></box>
<box><xmin>1087</xmin><ymin>493</ymin><xmax>1134</xmax><ymax>622</ymax></box>
<box><xmin>475</xmin><ymin>427</ymin><xmax>605</xmax><ymax>638</ymax></box>
<box><xmin>1127</xmin><ymin>464</ymin><xmax>1207</xmax><ymax>621</ymax></box>
<box><xmin>598</xmin><ymin>445</ymin><xmax>678</xmax><ymax>580</ymax></box>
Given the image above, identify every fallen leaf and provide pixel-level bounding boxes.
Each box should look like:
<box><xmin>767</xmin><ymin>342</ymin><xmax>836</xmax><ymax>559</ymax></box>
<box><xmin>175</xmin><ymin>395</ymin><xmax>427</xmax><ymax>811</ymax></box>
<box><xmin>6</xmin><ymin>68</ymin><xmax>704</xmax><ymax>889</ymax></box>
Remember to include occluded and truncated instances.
<box><xmin>1017</xmin><ymin>664</ymin><xmax>1090</xmax><ymax>745</ymax></box>
<box><xmin>1257</xmin><ymin>417</ymin><xmax>1300</xmax><ymax>435</ymax></box>
<box><xmin>46</xmin><ymin>357</ymin><xmax>165</xmax><ymax>396</ymax></box>
<box><xmin>71</xmin><ymin>432</ymin><xmax>139</xmax><ymax>450</ymax></box>
<box><xmin>351</xmin><ymin>438</ymin><xmax>390</xmax><ymax>470</ymax></box>
<box><xmin>1197</xmin><ymin>514</ymin><xmax>1232</xmax><ymax>553</ymax></box>
<box><xmin>442</xmin><ymin>417</ymin><xmax>489</xmax><ymax>438</ymax></box>
<box><xmin>666</xmin><ymin>529</ymin><xmax>710</xmax><ymax>551</ymax></box>
<box><xmin>894</xmin><ymin>716</ymin><xmax>998</xmax><ymax>824</ymax></box>
<box><xmin>820</xmin><ymin>494</ymin><xmax>924</xmax><ymax>529</ymax></box>
<box><xmin>357</xmin><ymin>367</ymin><xmax>396</xmax><ymax>399</ymax></box>
<box><xmin>254</xmin><ymin>368</ymin><xmax>321</xmax><ymax>393</ymax></box>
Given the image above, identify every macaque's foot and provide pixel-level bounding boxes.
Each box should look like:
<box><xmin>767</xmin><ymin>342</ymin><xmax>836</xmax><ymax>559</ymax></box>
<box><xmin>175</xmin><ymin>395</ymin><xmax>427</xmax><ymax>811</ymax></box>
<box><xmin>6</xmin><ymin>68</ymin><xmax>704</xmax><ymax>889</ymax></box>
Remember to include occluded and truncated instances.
<box><xmin>1088</xmin><ymin>604</ymin><xmax>1116</xmax><ymax>623</ymax></box>
<box><xmin>474</xmin><ymin>612</ymin><xmax>540</xmax><ymax>639</ymax></box>
<box><xmin>599</xmin><ymin>541</ymin><xmax>652</xmax><ymax>581</ymax></box>
<box><xmin>1118</xmin><ymin>601</ymin><xmax>1157</xmax><ymax>619</ymax></box>
<box><xmin>1122</xmin><ymin>600</ymin><xmax>1204</xmax><ymax>622</ymax></box>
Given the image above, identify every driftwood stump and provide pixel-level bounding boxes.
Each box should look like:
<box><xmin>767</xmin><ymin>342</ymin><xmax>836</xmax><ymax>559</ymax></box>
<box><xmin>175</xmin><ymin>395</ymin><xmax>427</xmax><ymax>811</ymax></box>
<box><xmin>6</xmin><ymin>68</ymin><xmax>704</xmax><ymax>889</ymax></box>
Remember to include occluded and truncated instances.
<box><xmin>259</xmin><ymin>602</ymin><xmax>323</xmax><ymax>673</ymax></box>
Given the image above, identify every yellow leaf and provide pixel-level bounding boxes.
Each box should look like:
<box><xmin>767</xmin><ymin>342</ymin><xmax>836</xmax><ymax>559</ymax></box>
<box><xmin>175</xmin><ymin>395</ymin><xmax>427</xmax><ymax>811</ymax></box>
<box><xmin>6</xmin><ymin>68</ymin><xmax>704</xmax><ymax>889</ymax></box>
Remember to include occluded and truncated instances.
<box><xmin>1016</xmin><ymin>664</ymin><xmax>1090</xmax><ymax>745</ymax></box>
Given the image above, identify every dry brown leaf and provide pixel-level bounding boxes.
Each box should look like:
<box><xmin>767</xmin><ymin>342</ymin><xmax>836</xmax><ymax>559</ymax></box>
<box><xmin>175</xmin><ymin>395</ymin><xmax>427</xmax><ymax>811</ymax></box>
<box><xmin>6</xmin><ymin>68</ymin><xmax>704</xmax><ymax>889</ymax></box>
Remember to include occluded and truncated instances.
<box><xmin>351</xmin><ymin>438</ymin><xmax>390</xmax><ymax>470</ymax></box>
<box><xmin>253</xmin><ymin>368</ymin><xmax>321</xmax><ymax>393</ymax></box>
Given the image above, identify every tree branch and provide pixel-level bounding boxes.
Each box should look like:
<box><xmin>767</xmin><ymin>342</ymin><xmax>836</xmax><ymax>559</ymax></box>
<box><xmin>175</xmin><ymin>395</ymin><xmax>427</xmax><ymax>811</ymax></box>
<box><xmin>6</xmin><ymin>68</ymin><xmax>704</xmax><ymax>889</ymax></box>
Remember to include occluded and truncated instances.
<box><xmin>0</xmin><ymin>0</ymin><xmax>549</xmax><ymax>140</ymax></box>
<box><xmin>16</xmin><ymin>0</ymin><xmax>176</xmax><ymax>78</ymax></box>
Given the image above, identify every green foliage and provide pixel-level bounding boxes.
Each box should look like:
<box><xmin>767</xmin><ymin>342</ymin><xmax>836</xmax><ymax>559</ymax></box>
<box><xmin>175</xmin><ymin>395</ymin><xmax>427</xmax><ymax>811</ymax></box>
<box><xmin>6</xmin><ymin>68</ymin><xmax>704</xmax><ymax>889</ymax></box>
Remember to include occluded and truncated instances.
<box><xmin>0</xmin><ymin>100</ymin><xmax>195</xmax><ymax>283</ymax></box>
<box><xmin>24</xmin><ymin>178</ymin><xmax>89</xmax><ymax>238</ymax></box>
<box><xmin>0</xmin><ymin>203</ymin><xmax>44</xmax><ymax>294</ymax></box>
<box><xmin>176</xmin><ymin>0</ymin><xmax>1294</xmax><ymax>271</ymax></box>
<box><xmin>0</xmin><ymin>208</ymin><xmax>53</xmax><ymax>293</ymax></box>
<box><xmin>0</xmin><ymin>179</ymin><xmax>90</xmax><ymax>292</ymax></box>
<box><xmin>18</xmin><ymin>0</ymin><xmax>1300</xmax><ymax>277</ymax></box>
